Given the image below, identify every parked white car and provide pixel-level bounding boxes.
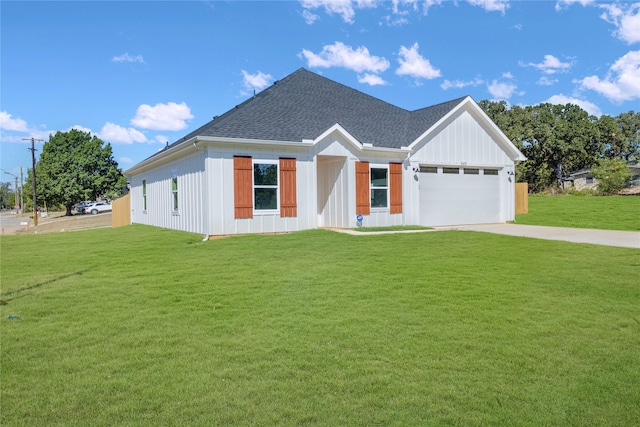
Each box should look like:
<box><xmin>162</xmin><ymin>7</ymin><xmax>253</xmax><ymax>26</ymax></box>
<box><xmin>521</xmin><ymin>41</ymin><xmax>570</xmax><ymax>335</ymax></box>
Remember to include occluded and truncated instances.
<box><xmin>85</xmin><ymin>202</ymin><xmax>112</xmax><ymax>215</ymax></box>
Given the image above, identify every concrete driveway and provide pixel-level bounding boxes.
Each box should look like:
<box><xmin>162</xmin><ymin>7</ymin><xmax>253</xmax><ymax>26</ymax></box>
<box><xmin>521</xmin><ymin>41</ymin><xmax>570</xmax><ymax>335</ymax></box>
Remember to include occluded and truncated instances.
<box><xmin>451</xmin><ymin>223</ymin><xmax>640</xmax><ymax>249</ymax></box>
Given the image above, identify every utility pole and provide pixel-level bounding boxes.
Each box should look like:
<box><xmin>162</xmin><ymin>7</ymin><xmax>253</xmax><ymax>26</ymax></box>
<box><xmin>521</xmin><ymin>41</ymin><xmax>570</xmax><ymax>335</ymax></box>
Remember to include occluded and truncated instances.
<box><xmin>22</xmin><ymin>137</ymin><xmax>44</xmax><ymax>226</ymax></box>
<box><xmin>20</xmin><ymin>167</ymin><xmax>24</xmax><ymax>214</ymax></box>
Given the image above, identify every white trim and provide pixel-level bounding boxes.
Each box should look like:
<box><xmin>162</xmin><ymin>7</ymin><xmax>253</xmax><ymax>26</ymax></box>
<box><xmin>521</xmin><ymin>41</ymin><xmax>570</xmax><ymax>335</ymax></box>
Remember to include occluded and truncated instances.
<box><xmin>370</xmin><ymin>164</ymin><xmax>389</xmax><ymax>211</ymax></box>
<box><xmin>313</xmin><ymin>124</ymin><xmax>412</xmax><ymax>155</ymax></box>
<box><xmin>252</xmin><ymin>159</ymin><xmax>280</xmax><ymax>214</ymax></box>
<box><xmin>408</xmin><ymin>97</ymin><xmax>526</xmax><ymax>162</ymax></box>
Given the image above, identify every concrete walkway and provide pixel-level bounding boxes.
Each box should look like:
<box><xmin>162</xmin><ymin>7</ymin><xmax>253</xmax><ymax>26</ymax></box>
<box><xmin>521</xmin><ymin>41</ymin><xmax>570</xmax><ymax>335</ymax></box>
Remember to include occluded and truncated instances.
<box><xmin>330</xmin><ymin>223</ymin><xmax>640</xmax><ymax>249</ymax></box>
<box><xmin>447</xmin><ymin>223</ymin><xmax>640</xmax><ymax>249</ymax></box>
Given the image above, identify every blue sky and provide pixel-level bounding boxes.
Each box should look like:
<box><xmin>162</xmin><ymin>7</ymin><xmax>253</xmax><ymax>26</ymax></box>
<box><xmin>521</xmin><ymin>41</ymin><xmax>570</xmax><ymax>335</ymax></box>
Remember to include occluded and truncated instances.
<box><xmin>1</xmin><ymin>0</ymin><xmax>639</xmax><ymax>181</ymax></box>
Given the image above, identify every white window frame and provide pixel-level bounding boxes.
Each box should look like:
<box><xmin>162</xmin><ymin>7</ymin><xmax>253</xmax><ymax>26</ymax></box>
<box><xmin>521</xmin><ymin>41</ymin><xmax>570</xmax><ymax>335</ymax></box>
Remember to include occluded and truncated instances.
<box><xmin>142</xmin><ymin>179</ymin><xmax>147</xmax><ymax>213</ymax></box>
<box><xmin>171</xmin><ymin>171</ymin><xmax>178</xmax><ymax>213</ymax></box>
<box><xmin>370</xmin><ymin>165</ymin><xmax>389</xmax><ymax>210</ymax></box>
<box><xmin>252</xmin><ymin>160</ymin><xmax>279</xmax><ymax>214</ymax></box>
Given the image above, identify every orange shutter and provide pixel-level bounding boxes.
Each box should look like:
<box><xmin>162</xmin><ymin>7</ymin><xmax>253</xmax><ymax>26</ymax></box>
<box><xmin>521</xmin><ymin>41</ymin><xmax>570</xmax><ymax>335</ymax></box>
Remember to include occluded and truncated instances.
<box><xmin>356</xmin><ymin>161</ymin><xmax>370</xmax><ymax>215</ymax></box>
<box><xmin>234</xmin><ymin>156</ymin><xmax>253</xmax><ymax>219</ymax></box>
<box><xmin>389</xmin><ymin>162</ymin><xmax>402</xmax><ymax>214</ymax></box>
<box><xmin>279</xmin><ymin>158</ymin><xmax>297</xmax><ymax>217</ymax></box>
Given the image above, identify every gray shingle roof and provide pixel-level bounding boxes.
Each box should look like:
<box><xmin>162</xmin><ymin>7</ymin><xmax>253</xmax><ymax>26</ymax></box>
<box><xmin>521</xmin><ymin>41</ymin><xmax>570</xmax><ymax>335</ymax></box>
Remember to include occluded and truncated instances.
<box><xmin>171</xmin><ymin>68</ymin><xmax>467</xmax><ymax>150</ymax></box>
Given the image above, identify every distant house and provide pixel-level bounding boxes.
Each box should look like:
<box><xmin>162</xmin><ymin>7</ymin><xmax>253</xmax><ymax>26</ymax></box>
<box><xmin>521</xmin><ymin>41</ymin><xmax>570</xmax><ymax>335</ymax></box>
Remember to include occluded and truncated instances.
<box><xmin>125</xmin><ymin>68</ymin><xmax>526</xmax><ymax>237</ymax></box>
<box><xmin>563</xmin><ymin>165</ymin><xmax>640</xmax><ymax>191</ymax></box>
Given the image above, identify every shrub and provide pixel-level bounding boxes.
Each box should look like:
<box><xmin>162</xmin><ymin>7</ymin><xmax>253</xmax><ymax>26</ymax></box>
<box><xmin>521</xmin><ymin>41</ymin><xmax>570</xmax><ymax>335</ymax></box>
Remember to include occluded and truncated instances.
<box><xmin>592</xmin><ymin>158</ymin><xmax>634</xmax><ymax>195</ymax></box>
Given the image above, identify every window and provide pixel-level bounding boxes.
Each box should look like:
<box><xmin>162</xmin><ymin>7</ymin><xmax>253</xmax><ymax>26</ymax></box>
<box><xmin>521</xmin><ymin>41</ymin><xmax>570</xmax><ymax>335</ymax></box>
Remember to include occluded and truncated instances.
<box><xmin>484</xmin><ymin>169</ymin><xmax>499</xmax><ymax>176</ymax></box>
<box><xmin>171</xmin><ymin>172</ymin><xmax>178</xmax><ymax>212</ymax></box>
<box><xmin>420</xmin><ymin>166</ymin><xmax>438</xmax><ymax>173</ymax></box>
<box><xmin>464</xmin><ymin>168</ymin><xmax>479</xmax><ymax>175</ymax></box>
<box><xmin>586</xmin><ymin>176</ymin><xmax>594</xmax><ymax>184</ymax></box>
<box><xmin>253</xmin><ymin>161</ymin><xmax>278</xmax><ymax>211</ymax></box>
<box><xmin>234</xmin><ymin>157</ymin><xmax>298</xmax><ymax>219</ymax></box>
<box><xmin>443</xmin><ymin>167</ymin><xmax>459</xmax><ymax>174</ymax></box>
<box><xmin>370</xmin><ymin>167</ymin><xmax>388</xmax><ymax>208</ymax></box>
<box><xmin>142</xmin><ymin>180</ymin><xmax>147</xmax><ymax>211</ymax></box>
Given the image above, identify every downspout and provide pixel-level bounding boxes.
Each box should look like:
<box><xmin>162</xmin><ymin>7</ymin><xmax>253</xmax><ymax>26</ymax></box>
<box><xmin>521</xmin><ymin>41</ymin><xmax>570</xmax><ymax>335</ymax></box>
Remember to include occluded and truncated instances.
<box><xmin>193</xmin><ymin>140</ymin><xmax>209</xmax><ymax>241</ymax></box>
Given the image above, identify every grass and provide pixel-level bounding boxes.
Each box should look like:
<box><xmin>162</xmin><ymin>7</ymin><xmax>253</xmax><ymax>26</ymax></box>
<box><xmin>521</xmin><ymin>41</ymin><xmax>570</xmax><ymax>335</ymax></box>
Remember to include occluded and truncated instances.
<box><xmin>516</xmin><ymin>194</ymin><xmax>640</xmax><ymax>231</ymax></box>
<box><xmin>1</xmin><ymin>226</ymin><xmax>639</xmax><ymax>425</ymax></box>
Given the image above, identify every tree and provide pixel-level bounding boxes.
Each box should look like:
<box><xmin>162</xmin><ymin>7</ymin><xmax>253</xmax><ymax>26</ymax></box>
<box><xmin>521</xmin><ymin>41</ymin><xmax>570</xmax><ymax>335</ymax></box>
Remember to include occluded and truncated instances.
<box><xmin>0</xmin><ymin>182</ymin><xmax>11</xmax><ymax>209</ymax></box>
<box><xmin>35</xmin><ymin>130</ymin><xmax>127</xmax><ymax>215</ymax></box>
<box><xmin>611</xmin><ymin>111</ymin><xmax>640</xmax><ymax>162</ymax></box>
<box><xmin>592</xmin><ymin>158</ymin><xmax>633</xmax><ymax>195</ymax></box>
<box><xmin>480</xmin><ymin>101</ymin><xmax>601</xmax><ymax>192</ymax></box>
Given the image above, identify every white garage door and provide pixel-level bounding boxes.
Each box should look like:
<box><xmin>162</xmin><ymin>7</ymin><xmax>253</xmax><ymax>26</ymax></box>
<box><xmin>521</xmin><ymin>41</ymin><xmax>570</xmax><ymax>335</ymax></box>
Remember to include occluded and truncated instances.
<box><xmin>419</xmin><ymin>166</ymin><xmax>502</xmax><ymax>227</ymax></box>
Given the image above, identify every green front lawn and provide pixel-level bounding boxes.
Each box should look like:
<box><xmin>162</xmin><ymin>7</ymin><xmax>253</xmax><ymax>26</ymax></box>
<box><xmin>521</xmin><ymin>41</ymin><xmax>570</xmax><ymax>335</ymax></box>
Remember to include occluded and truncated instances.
<box><xmin>516</xmin><ymin>194</ymin><xmax>640</xmax><ymax>230</ymax></box>
<box><xmin>1</xmin><ymin>226</ymin><xmax>639</xmax><ymax>425</ymax></box>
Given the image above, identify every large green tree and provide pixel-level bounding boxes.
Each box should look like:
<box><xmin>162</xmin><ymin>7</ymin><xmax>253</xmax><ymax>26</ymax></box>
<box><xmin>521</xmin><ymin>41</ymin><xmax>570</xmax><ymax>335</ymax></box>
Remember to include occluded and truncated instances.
<box><xmin>480</xmin><ymin>101</ymin><xmax>601</xmax><ymax>192</ymax></box>
<box><xmin>35</xmin><ymin>129</ymin><xmax>127</xmax><ymax>215</ymax></box>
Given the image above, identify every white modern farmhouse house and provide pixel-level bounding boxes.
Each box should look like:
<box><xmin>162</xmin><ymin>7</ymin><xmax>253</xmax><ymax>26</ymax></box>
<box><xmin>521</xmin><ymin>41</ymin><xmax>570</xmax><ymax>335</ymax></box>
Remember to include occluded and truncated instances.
<box><xmin>125</xmin><ymin>68</ymin><xmax>525</xmax><ymax>237</ymax></box>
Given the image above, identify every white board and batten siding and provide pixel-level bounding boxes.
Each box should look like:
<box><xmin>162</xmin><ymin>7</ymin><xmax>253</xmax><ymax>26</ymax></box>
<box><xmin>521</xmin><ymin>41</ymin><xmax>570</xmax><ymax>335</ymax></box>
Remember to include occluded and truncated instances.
<box><xmin>130</xmin><ymin>151</ymin><xmax>207</xmax><ymax>235</ymax></box>
<box><xmin>408</xmin><ymin>107</ymin><xmax>517</xmax><ymax>227</ymax></box>
<box><xmin>204</xmin><ymin>146</ymin><xmax>317</xmax><ymax>236</ymax></box>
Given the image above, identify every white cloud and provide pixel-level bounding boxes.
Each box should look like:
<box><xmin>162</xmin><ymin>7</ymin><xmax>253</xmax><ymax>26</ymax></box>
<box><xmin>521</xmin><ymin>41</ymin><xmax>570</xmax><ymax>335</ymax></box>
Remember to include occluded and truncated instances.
<box><xmin>130</xmin><ymin>102</ymin><xmax>193</xmax><ymax>131</ymax></box>
<box><xmin>467</xmin><ymin>0</ymin><xmax>510</xmax><ymax>14</ymax></box>
<box><xmin>396</xmin><ymin>42</ymin><xmax>441</xmax><ymax>79</ymax></box>
<box><xmin>523</xmin><ymin>54</ymin><xmax>572</xmax><ymax>74</ymax></box>
<box><xmin>69</xmin><ymin>125</ymin><xmax>92</xmax><ymax>133</ymax></box>
<box><xmin>381</xmin><ymin>14</ymin><xmax>409</xmax><ymax>26</ymax></box>
<box><xmin>578</xmin><ymin>50</ymin><xmax>640</xmax><ymax>103</ymax></box>
<box><xmin>119</xmin><ymin>157</ymin><xmax>134</xmax><ymax>165</ymax></box>
<box><xmin>441</xmin><ymin>77</ymin><xmax>484</xmax><ymax>90</ymax></box>
<box><xmin>487</xmin><ymin>79</ymin><xmax>518</xmax><ymax>99</ymax></box>
<box><xmin>391</xmin><ymin>0</ymin><xmax>417</xmax><ymax>14</ymax></box>
<box><xmin>99</xmin><ymin>122</ymin><xmax>147</xmax><ymax>144</ymax></box>
<box><xmin>358</xmin><ymin>73</ymin><xmax>388</xmax><ymax>86</ymax></box>
<box><xmin>300</xmin><ymin>0</ymin><xmax>375</xmax><ymax>23</ymax></box>
<box><xmin>545</xmin><ymin>94</ymin><xmax>602</xmax><ymax>117</ymax></box>
<box><xmin>301</xmin><ymin>9</ymin><xmax>320</xmax><ymax>24</ymax></box>
<box><xmin>555</xmin><ymin>0</ymin><xmax>594</xmax><ymax>12</ymax></box>
<box><xmin>421</xmin><ymin>0</ymin><xmax>443</xmax><ymax>14</ymax></box>
<box><xmin>537</xmin><ymin>76</ymin><xmax>559</xmax><ymax>86</ymax></box>
<box><xmin>300</xmin><ymin>42</ymin><xmax>390</xmax><ymax>73</ymax></box>
<box><xmin>154</xmin><ymin>135</ymin><xmax>169</xmax><ymax>144</ymax></box>
<box><xmin>0</xmin><ymin>111</ymin><xmax>28</xmax><ymax>132</ymax></box>
<box><xmin>112</xmin><ymin>53</ymin><xmax>145</xmax><ymax>64</ymax></box>
<box><xmin>241</xmin><ymin>70</ymin><xmax>273</xmax><ymax>95</ymax></box>
<box><xmin>599</xmin><ymin>3</ymin><xmax>640</xmax><ymax>45</ymax></box>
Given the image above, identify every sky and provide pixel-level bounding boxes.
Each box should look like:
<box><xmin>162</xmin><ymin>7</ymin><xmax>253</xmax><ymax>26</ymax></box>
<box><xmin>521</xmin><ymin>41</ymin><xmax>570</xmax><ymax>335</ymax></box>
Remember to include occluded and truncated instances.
<box><xmin>1</xmin><ymin>0</ymin><xmax>639</xmax><ymax>183</ymax></box>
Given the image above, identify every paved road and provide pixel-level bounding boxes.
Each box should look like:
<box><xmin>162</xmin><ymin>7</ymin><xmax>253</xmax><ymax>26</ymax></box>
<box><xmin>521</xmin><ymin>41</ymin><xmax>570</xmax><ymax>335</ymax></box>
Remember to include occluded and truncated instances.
<box><xmin>452</xmin><ymin>223</ymin><xmax>640</xmax><ymax>249</ymax></box>
<box><xmin>0</xmin><ymin>212</ymin><xmax>30</xmax><ymax>235</ymax></box>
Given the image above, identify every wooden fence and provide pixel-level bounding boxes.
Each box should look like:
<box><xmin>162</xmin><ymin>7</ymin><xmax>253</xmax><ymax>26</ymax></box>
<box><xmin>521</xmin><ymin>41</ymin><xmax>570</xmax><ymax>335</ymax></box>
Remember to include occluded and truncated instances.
<box><xmin>515</xmin><ymin>182</ymin><xmax>528</xmax><ymax>214</ymax></box>
<box><xmin>111</xmin><ymin>194</ymin><xmax>130</xmax><ymax>228</ymax></box>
